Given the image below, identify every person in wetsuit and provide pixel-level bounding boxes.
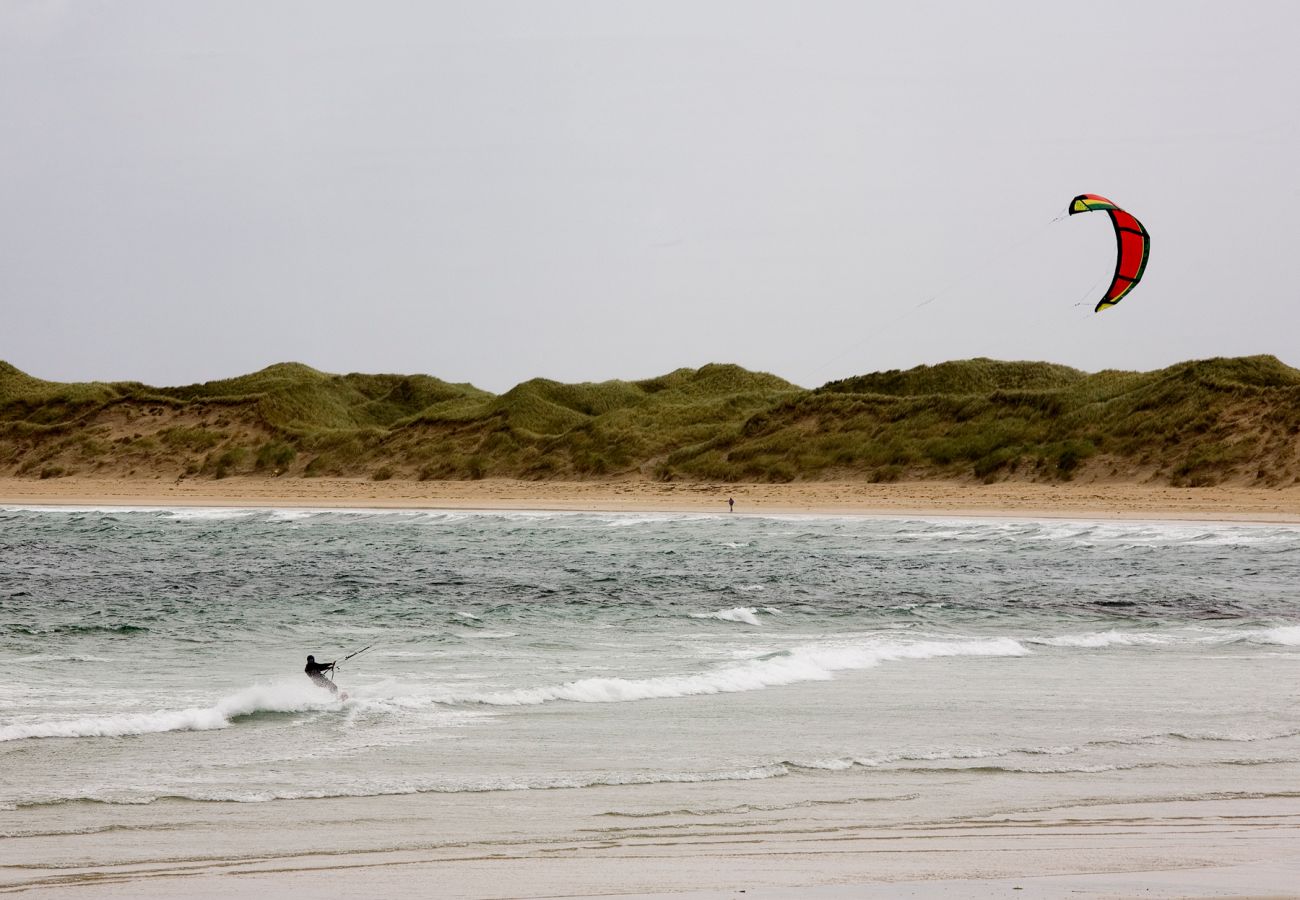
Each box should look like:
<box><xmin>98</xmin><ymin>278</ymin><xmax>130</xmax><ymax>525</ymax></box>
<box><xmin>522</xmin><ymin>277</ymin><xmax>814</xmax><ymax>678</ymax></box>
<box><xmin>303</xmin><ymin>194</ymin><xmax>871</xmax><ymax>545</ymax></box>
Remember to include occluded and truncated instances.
<box><xmin>305</xmin><ymin>655</ymin><xmax>337</xmax><ymax>694</ymax></box>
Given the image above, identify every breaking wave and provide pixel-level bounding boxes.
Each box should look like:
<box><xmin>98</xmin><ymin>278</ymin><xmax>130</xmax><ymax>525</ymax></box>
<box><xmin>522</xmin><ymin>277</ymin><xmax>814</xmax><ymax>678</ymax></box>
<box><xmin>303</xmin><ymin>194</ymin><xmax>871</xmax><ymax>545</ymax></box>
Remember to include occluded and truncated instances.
<box><xmin>691</xmin><ymin>606</ymin><xmax>765</xmax><ymax>626</ymax></box>
<box><xmin>434</xmin><ymin>637</ymin><xmax>1029</xmax><ymax>706</ymax></box>
<box><xmin>1029</xmin><ymin>631</ymin><xmax>1170</xmax><ymax>649</ymax></box>
<box><xmin>1253</xmin><ymin>626</ymin><xmax>1300</xmax><ymax>646</ymax></box>
<box><xmin>0</xmin><ymin>680</ymin><xmax>339</xmax><ymax>742</ymax></box>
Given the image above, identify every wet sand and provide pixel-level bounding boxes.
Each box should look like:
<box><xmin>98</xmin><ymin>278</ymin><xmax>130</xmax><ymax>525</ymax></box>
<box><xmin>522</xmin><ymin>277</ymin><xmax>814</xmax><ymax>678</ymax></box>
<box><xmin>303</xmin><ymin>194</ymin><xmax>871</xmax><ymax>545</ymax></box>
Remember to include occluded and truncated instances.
<box><xmin>5</xmin><ymin>796</ymin><xmax>1299</xmax><ymax>898</ymax></box>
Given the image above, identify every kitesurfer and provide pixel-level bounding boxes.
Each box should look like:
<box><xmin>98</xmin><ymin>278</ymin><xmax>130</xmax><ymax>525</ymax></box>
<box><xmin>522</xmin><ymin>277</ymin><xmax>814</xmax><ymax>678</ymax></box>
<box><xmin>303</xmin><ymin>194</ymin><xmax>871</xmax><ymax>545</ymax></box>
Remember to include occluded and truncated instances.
<box><xmin>305</xmin><ymin>655</ymin><xmax>338</xmax><ymax>694</ymax></box>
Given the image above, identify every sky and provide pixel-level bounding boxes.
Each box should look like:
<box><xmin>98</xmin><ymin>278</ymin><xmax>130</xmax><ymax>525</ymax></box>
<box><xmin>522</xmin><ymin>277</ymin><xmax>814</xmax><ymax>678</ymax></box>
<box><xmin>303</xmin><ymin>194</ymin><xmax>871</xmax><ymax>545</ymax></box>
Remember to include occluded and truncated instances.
<box><xmin>2</xmin><ymin>1</ymin><xmax>1297</xmax><ymax>392</ymax></box>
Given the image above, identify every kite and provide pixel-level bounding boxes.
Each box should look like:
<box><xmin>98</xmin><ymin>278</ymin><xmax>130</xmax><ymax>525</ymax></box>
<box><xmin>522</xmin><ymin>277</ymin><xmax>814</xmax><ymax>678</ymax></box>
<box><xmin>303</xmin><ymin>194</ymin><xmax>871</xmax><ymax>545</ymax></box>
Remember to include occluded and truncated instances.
<box><xmin>1068</xmin><ymin>194</ymin><xmax>1150</xmax><ymax>312</ymax></box>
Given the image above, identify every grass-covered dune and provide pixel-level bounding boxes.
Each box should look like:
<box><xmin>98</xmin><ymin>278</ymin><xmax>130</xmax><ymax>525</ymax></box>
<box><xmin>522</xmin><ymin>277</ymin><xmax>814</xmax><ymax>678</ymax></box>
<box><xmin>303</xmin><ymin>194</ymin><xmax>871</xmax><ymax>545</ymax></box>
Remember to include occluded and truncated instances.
<box><xmin>2</xmin><ymin>356</ymin><xmax>1298</xmax><ymax>487</ymax></box>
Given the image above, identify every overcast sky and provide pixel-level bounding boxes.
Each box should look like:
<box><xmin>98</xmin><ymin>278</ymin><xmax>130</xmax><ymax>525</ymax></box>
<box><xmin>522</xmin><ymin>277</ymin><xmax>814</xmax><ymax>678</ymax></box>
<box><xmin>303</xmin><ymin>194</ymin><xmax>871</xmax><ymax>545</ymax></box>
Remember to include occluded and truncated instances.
<box><xmin>2</xmin><ymin>1</ymin><xmax>1296</xmax><ymax>392</ymax></box>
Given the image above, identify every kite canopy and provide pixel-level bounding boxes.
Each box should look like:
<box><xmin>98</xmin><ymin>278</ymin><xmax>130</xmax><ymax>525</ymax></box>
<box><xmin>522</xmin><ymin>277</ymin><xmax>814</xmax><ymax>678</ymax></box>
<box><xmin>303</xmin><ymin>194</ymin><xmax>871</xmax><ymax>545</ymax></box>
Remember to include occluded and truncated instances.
<box><xmin>1069</xmin><ymin>194</ymin><xmax>1150</xmax><ymax>313</ymax></box>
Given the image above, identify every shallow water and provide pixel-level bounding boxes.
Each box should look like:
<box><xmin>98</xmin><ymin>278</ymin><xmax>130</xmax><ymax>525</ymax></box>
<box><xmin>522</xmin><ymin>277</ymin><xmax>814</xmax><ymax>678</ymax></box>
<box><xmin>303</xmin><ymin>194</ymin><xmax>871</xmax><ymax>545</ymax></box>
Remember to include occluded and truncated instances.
<box><xmin>2</xmin><ymin>506</ymin><xmax>1299</xmax><ymax>860</ymax></box>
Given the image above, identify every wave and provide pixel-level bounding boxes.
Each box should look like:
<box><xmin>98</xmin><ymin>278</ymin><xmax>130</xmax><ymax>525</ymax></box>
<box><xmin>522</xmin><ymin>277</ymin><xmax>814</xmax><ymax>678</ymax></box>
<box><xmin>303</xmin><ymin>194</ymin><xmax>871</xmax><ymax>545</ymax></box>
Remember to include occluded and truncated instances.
<box><xmin>788</xmin><ymin>744</ymin><xmax>1076</xmax><ymax>771</ymax></box>
<box><xmin>1024</xmin><ymin>625</ymin><xmax>1300</xmax><ymax>651</ymax></box>
<box><xmin>691</xmin><ymin>606</ymin><xmax>765</xmax><ymax>626</ymax></box>
<box><xmin>22</xmin><ymin>750</ymin><xmax>1297</xmax><ymax>809</ymax></box>
<box><xmin>794</xmin><ymin>756</ymin><xmax>1298</xmax><ymax>776</ymax></box>
<box><xmin>432</xmin><ymin>637</ymin><xmax>1028</xmax><ymax>706</ymax></box>
<box><xmin>15</xmin><ymin>764</ymin><xmax>794</xmax><ymax>807</ymax></box>
<box><xmin>1029</xmin><ymin>630</ymin><xmax>1170</xmax><ymax>649</ymax></box>
<box><xmin>1157</xmin><ymin>728</ymin><xmax>1300</xmax><ymax>744</ymax></box>
<box><xmin>967</xmin><ymin>756</ymin><xmax>1300</xmax><ymax>775</ymax></box>
<box><xmin>9</xmin><ymin>623</ymin><xmax>148</xmax><ymax>637</ymax></box>
<box><xmin>1252</xmin><ymin>625</ymin><xmax>1300</xmax><ymax>646</ymax></box>
<box><xmin>0</xmin><ymin>680</ymin><xmax>339</xmax><ymax>742</ymax></box>
<box><xmin>13</xmin><ymin>654</ymin><xmax>114</xmax><ymax>663</ymax></box>
<box><xmin>598</xmin><ymin>794</ymin><xmax>921</xmax><ymax>818</ymax></box>
<box><xmin>782</xmin><ymin>729</ymin><xmax>1300</xmax><ymax>776</ymax></box>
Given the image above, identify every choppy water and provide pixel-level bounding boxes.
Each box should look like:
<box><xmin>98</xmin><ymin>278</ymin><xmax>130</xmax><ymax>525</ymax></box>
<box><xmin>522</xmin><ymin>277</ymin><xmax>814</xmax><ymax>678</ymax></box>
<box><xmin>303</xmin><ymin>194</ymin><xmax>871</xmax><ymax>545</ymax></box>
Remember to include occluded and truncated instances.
<box><xmin>2</xmin><ymin>506</ymin><xmax>1299</xmax><ymax>823</ymax></box>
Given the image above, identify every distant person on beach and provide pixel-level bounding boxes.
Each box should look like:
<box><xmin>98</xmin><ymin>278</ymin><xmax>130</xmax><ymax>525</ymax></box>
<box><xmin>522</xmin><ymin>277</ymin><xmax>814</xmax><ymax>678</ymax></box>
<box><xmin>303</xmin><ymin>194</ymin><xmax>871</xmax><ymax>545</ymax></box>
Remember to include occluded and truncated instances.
<box><xmin>728</xmin><ymin>497</ymin><xmax>735</xmax><ymax>512</ymax></box>
<box><xmin>305</xmin><ymin>655</ymin><xmax>337</xmax><ymax>694</ymax></box>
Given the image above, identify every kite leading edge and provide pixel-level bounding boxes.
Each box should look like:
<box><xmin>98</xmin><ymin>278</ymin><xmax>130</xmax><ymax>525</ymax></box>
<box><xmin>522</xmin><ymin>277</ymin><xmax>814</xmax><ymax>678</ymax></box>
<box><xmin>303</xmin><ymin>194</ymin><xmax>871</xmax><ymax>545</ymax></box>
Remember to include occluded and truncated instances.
<box><xmin>1068</xmin><ymin>194</ymin><xmax>1150</xmax><ymax>313</ymax></box>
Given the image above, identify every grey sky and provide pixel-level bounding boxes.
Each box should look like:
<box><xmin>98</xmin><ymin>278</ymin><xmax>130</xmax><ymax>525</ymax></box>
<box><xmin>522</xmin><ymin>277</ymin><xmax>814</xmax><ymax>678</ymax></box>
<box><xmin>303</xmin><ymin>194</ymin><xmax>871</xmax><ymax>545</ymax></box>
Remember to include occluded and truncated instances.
<box><xmin>2</xmin><ymin>1</ymin><xmax>1296</xmax><ymax>392</ymax></box>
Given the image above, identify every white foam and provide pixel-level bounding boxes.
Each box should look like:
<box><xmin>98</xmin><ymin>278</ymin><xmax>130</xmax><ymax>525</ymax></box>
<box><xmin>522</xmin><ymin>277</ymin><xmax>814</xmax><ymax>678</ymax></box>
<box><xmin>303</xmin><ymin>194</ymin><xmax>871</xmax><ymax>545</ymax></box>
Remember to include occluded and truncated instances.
<box><xmin>1163</xmin><ymin>728</ymin><xmax>1300</xmax><ymax>743</ymax></box>
<box><xmin>1031</xmin><ymin>631</ymin><xmax>1170</xmax><ymax>649</ymax></box>
<box><xmin>792</xmin><ymin>757</ymin><xmax>862</xmax><ymax>771</ymax></box>
<box><xmin>152</xmin><ymin>507</ymin><xmax>269</xmax><ymax>521</ymax></box>
<box><xmin>0</xmin><ymin>680</ymin><xmax>337</xmax><ymax>742</ymax></box>
<box><xmin>436</xmin><ymin>637</ymin><xmax>1028</xmax><ymax>706</ymax></box>
<box><xmin>789</xmin><ymin>744</ymin><xmax>1076</xmax><ymax>771</ymax></box>
<box><xmin>691</xmin><ymin>607</ymin><xmax>763</xmax><ymax>626</ymax></box>
<box><xmin>27</xmin><ymin>764</ymin><xmax>795</xmax><ymax>806</ymax></box>
<box><xmin>997</xmin><ymin>763</ymin><xmax>1124</xmax><ymax>774</ymax></box>
<box><xmin>1024</xmin><ymin>626</ymin><xmax>1300</xmax><ymax>651</ymax></box>
<box><xmin>1253</xmin><ymin>626</ymin><xmax>1300</xmax><ymax>646</ymax></box>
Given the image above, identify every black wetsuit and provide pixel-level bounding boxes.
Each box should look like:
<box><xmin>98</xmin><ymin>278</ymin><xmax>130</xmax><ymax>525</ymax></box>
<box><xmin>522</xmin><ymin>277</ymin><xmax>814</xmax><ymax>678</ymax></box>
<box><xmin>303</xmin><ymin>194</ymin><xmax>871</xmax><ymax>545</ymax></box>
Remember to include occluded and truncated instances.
<box><xmin>305</xmin><ymin>658</ymin><xmax>337</xmax><ymax>693</ymax></box>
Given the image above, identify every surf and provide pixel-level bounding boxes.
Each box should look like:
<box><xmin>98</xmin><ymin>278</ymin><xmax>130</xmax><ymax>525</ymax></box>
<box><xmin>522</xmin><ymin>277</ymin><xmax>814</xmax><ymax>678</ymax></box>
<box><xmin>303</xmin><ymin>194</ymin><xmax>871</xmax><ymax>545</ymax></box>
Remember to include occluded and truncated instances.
<box><xmin>0</xmin><ymin>679</ymin><xmax>342</xmax><ymax>742</ymax></box>
<box><xmin>429</xmin><ymin>637</ymin><xmax>1029</xmax><ymax>706</ymax></box>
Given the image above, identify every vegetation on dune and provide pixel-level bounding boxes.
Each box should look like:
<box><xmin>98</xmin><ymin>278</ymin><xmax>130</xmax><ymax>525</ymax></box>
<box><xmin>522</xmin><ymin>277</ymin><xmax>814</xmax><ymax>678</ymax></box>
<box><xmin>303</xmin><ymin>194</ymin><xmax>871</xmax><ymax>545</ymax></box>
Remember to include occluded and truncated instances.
<box><xmin>822</xmin><ymin>358</ymin><xmax>1087</xmax><ymax>396</ymax></box>
<box><xmin>150</xmin><ymin>362</ymin><xmax>492</xmax><ymax>431</ymax></box>
<box><xmin>1</xmin><ymin>356</ymin><xmax>1297</xmax><ymax>487</ymax></box>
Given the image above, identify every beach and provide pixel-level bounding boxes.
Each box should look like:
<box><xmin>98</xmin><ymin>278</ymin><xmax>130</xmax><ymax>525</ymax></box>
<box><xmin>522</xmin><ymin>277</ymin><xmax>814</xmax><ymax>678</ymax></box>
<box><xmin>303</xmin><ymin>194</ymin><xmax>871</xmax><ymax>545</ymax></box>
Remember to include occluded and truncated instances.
<box><xmin>9</xmin><ymin>796</ymin><xmax>1300</xmax><ymax>898</ymax></box>
<box><xmin>3</xmin><ymin>489</ymin><xmax>1300</xmax><ymax>899</ymax></box>
<box><xmin>3</xmin><ymin>476</ymin><xmax>1300</xmax><ymax>522</ymax></box>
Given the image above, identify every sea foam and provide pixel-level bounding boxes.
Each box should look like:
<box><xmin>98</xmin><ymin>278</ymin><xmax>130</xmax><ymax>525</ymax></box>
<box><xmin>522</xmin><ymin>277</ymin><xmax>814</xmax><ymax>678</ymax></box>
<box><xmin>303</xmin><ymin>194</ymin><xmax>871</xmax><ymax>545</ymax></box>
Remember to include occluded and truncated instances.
<box><xmin>1030</xmin><ymin>631</ymin><xmax>1170</xmax><ymax>649</ymax></box>
<box><xmin>16</xmin><ymin>764</ymin><xmax>796</xmax><ymax>807</ymax></box>
<box><xmin>691</xmin><ymin>607</ymin><xmax>764</xmax><ymax>626</ymax></box>
<box><xmin>0</xmin><ymin>680</ymin><xmax>337</xmax><ymax>742</ymax></box>
<box><xmin>1253</xmin><ymin>625</ymin><xmax>1300</xmax><ymax>646</ymax></box>
<box><xmin>437</xmin><ymin>637</ymin><xmax>1028</xmax><ymax>706</ymax></box>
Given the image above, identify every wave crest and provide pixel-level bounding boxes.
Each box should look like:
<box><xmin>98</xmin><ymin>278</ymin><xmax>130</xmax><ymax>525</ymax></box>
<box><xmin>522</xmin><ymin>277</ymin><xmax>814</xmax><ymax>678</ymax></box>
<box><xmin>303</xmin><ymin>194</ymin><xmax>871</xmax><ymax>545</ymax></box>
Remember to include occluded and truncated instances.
<box><xmin>691</xmin><ymin>606</ymin><xmax>764</xmax><ymax>626</ymax></box>
<box><xmin>1253</xmin><ymin>626</ymin><xmax>1300</xmax><ymax>646</ymax></box>
<box><xmin>0</xmin><ymin>680</ymin><xmax>338</xmax><ymax>743</ymax></box>
<box><xmin>1030</xmin><ymin>631</ymin><xmax>1169</xmax><ymax>649</ymax></box>
<box><xmin>437</xmin><ymin>637</ymin><xmax>1028</xmax><ymax>706</ymax></box>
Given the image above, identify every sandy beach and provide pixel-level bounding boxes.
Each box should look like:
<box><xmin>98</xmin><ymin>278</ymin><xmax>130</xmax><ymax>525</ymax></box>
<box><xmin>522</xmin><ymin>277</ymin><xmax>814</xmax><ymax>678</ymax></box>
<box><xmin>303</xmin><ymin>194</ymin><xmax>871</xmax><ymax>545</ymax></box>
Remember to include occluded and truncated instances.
<box><xmin>4</xmin><ymin>476</ymin><xmax>1300</xmax><ymax>522</ymax></box>
<box><xmin>7</xmin><ymin>793</ymin><xmax>1300</xmax><ymax>898</ymax></box>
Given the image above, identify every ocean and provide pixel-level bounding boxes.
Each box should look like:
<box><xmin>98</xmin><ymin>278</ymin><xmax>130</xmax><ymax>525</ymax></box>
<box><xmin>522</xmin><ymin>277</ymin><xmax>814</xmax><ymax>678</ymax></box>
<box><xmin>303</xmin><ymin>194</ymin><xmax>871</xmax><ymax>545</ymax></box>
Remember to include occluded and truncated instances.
<box><xmin>3</xmin><ymin>506</ymin><xmax>1300</xmax><ymax>880</ymax></box>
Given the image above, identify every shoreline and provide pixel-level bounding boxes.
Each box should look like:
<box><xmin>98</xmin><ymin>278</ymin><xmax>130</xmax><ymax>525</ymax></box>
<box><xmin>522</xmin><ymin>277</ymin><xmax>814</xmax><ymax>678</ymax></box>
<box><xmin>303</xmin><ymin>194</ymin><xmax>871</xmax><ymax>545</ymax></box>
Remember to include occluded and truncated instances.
<box><xmin>3</xmin><ymin>476</ymin><xmax>1300</xmax><ymax>523</ymax></box>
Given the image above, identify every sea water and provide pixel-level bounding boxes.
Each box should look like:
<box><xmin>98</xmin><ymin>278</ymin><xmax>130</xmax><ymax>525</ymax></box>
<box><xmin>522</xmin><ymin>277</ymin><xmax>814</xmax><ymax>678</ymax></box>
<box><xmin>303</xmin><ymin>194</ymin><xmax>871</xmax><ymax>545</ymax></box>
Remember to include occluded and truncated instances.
<box><xmin>3</xmin><ymin>507</ymin><xmax>1299</xmax><ymax>865</ymax></box>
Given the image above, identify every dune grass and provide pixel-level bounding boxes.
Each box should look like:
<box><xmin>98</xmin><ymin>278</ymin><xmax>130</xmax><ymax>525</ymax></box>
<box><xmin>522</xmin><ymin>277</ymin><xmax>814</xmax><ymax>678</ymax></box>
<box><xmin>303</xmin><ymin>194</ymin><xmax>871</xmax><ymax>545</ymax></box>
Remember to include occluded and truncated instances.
<box><xmin>2</xmin><ymin>356</ymin><xmax>1297</xmax><ymax>486</ymax></box>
